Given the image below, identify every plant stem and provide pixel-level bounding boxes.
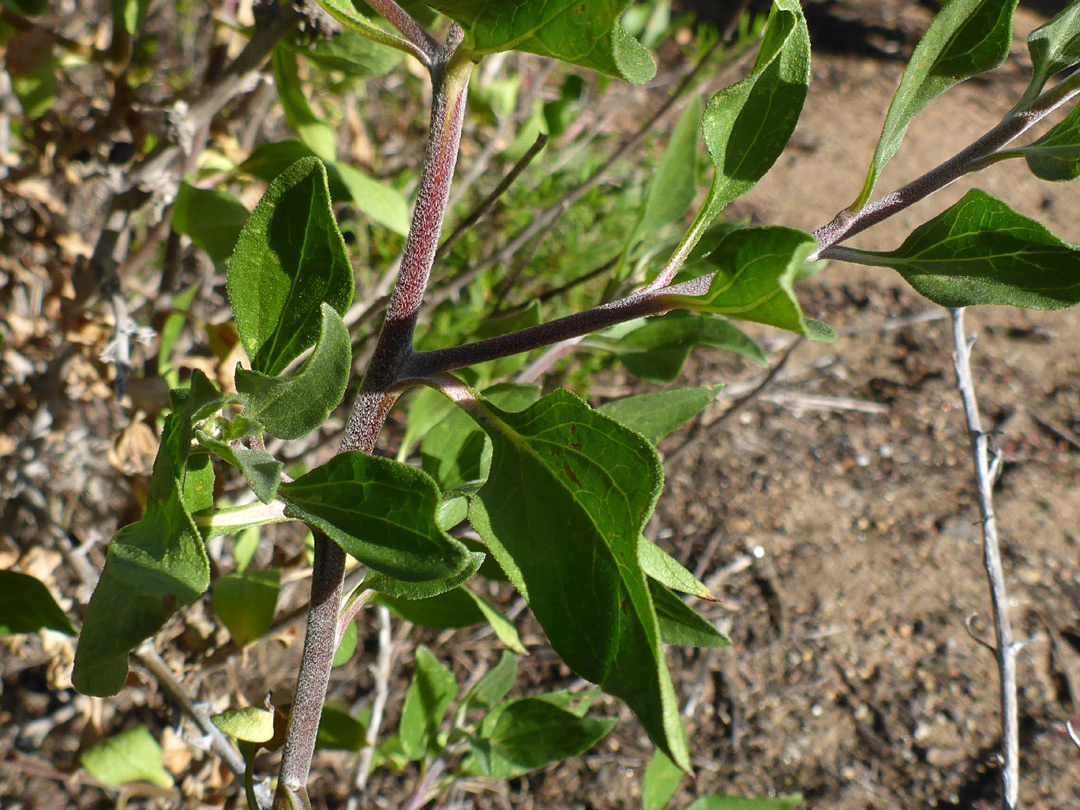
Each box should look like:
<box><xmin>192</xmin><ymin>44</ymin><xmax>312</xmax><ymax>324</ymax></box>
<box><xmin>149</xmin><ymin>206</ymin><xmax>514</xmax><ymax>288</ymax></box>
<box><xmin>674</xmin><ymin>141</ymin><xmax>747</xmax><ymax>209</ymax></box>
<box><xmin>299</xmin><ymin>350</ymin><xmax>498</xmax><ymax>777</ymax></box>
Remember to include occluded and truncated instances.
<box><xmin>812</xmin><ymin>69</ymin><xmax>1080</xmax><ymax>259</ymax></box>
<box><xmin>274</xmin><ymin>27</ymin><xmax>473</xmax><ymax>808</ymax></box>
<box><xmin>949</xmin><ymin>308</ymin><xmax>1020</xmax><ymax>810</ymax></box>
<box><xmin>364</xmin><ymin>0</ymin><xmax>440</xmax><ymax>61</ymax></box>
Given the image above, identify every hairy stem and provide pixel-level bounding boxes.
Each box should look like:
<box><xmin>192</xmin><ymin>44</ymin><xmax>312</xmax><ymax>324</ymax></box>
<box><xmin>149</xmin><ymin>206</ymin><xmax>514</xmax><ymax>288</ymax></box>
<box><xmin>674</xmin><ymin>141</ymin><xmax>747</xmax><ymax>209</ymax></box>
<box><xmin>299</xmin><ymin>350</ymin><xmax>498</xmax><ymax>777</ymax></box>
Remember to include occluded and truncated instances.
<box><xmin>950</xmin><ymin>308</ymin><xmax>1020</xmax><ymax>810</ymax></box>
<box><xmin>273</xmin><ymin>28</ymin><xmax>473</xmax><ymax>807</ymax></box>
<box><xmin>812</xmin><ymin>69</ymin><xmax>1080</xmax><ymax>259</ymax></box>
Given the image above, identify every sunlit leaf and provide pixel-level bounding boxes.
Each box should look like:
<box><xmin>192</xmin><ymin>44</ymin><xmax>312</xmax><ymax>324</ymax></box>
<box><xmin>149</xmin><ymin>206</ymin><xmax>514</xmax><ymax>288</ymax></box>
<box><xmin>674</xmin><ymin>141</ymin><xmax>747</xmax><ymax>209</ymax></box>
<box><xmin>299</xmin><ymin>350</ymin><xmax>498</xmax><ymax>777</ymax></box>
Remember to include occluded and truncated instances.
<box><xmin>272</xmin><ymin>46</ymin><xmax>336</xmax><ymax>161</ymax></box>
<box><xmin>81</xmin><ymin>727</ymin><xmax>174</xmax><ymax>788</ymax></box>
<box><xmin>211</xmin><ymin>706</ymin><xmax>276</xmax><ymax>743</ymax></box>
<box><xmin>1024</xmin><ymin>2</ymin><xmax>1080</xmax><ymax>102</ymax></box>
<box><xmin>642</xmin><ymin>749</ymin><xmax>683</xmax><ymax>810</ymax></box>
<box><xmin>399</xmin><ymin>645</ymin><xmax>457</xmax><ymax>760</ymax></box>
<box><xmin>685</xmin><ymin>795</ymin><xmax>803</xmax><ymax>810</ymax></box>
<box><xmin>1017</xmin><ymin>99</ymin><xmax>1080</xmax><ymax>181</ymax></box>
<box><xmin>599</xmin><ymin>384</ymin><xmax>722</xmax><ymax>446</ymax></box>
<box><xmin>172</xmin><ymin>183</ymin><xmax>249</xmax><ymax>269</ymax></box>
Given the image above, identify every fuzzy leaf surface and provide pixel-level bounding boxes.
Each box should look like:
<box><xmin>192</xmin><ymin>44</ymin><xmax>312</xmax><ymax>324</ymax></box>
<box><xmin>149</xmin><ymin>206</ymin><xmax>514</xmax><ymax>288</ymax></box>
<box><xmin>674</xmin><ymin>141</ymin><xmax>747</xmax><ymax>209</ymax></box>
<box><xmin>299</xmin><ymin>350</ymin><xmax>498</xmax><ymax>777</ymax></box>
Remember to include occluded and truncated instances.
<box><xmin>857</xmin><ymin>0</ymin><xmax>1019</xmax><ymax>206</ymax></box>
<box><xmin>235</xmin><ymin>303</ymin><xmax>351</xmax><ymax>440</ymax></box>
<box><xmin>1025</xmin><ymin>2</ymin><xmax>1080</xmax><ymax>99</ymax></box>
<box><xmin>227</xmin><ymin>157</ymin><xmax>352</xmax><ymax>377</ymax></box>
<box><xmin>422</xmin><ymin>0</ymin><xmax>656</xmax><ymax>83</ymax></box>
<box><xmin>638</xmin><ymin>537</ymin><xmax>715</xmax><ymax>601</ymax></box>
<box><xmin>465</xmin><ymin>389</ymin><xmax>689</xmax><ymax>768</ymax></box>
<box><xmin>280</xmin><ymin>453</ymin><xmax>471</xmax><ymax>582</ymax></box>
<box><xmin>195</xmin><ymin>429</ymin><xmax>283</xmax><ymax>504</ymax></box>
<box><xmin>1019</xmin><ymin>99</ymin><xmax>1080</xmax><ymax>180</ymax></box>
<box><xmin>841</xmin><ymin>189</ymin><xmax>1080</xmax><ymax>309</ymax></box>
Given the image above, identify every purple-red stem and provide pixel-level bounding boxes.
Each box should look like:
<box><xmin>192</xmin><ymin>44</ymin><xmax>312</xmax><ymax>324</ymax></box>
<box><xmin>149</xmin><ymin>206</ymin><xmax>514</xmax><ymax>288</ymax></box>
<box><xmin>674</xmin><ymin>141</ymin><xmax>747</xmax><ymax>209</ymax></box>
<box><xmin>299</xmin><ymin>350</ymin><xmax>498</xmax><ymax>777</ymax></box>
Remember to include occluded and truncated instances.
<box><xmin>272</xmin><ymin>25</ymin><xmax>472</xmax><ymax>810</ymax></box>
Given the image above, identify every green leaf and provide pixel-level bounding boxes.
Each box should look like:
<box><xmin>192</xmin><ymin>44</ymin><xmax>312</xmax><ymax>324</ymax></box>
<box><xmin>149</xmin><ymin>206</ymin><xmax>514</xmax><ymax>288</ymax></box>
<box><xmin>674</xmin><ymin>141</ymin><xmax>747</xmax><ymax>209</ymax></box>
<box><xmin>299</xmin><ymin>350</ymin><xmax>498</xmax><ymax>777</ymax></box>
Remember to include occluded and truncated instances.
<box><xmin>685</xmin><ymin>795</ymin><xmax>803</xmax><ymax>810</ymax></box>
<box><xmin>172</xmin><ymin>183</ymin><xmax>250</xmax><ymax>269</ymax></box>
<box><xmin>233</xmin><ymin>526</ymin><xmax>260</xmax><ymax>573</ymax></box>
<box><xmin>599</xmin><ymin>384</ymin><xmax>721</xmax><ymax>446</ymax></box>
<box><xmin>470</xmin><ymin>698</ymin><xmax>616</xmax><ymax>778</ymax></box>
<box><xmin>836</xmin><ymin>189</ymin><xmax>1080</xmax><ymax>310</ymax></box>
<box><xmin>235</xmin><ymin>303</ymin><xmax>352</xmax><ymax>440</ymax></box>
<box><xmin>688</xmin><ymin>0</ymin><xmax>808</xmax><ymax>238</ymax></box>
<box><xmin>424</xmin><ymin>0</ymin><xmax>656</xmax><ymax>84</ymax></box>
<box><xmin>0</xmin><ymin>570</ymin><xmax>76</xmax><ymax>636</ymax></box>
<box><xmin>81</xmin><ymin>727</ymin><xmax>174</xmax><ymax>788</ymax></box>
<box><xmin>316</xmin><ymin>703</ymin><xmax>368</xmax><ymax>750</ymax></box>
<box><xmin>627</xmin><ymin>97</ymin><xmax>702</xmax><ymax>252</ymax></box>
<box><xmin>360</xmin><ymin>550</ymin><xmax>486</xmax><ymax>600</ymax></box>
<box><xmin>1</xmin><ymin>0</ymin><xmax>48</xmax><ymax>15</ymax></box>
<box><xmin>279</xmin><ymin>452</ymin><xmax>471</xmax><ymax>582</ymax></box>
<box><xmin>596</xmin><ymin>312</ymin><xmax>766</xmax><ymax>383</ymax></box>
<box><xmin>1024</xmin><ymin>2</ymin><xmax>1080</xmax><ymax>102</ymax></box>
<box><xmin>110</xmin><ymin>0</ymin><xmax>150</xmax><ymax>35</ymax></box>
<box><xmin>642</xmin><ymin>749</ymin><xmax>683</xmax><ymax>810</ymax></box>
<box><xmin>211</xmin><ymin>706</ymin><xmax>276</xmax><ymax>743</ymax></box>
<box><xmin>195</xmin><ymin>429</ymin><xmax>283</xmax><ymax>504</ymax></box>
<box><xmin>9</xmin><ymin>46</ymin><xmax>58</xmax><ymax>120</ymax></box>
<box><xmin>333</xmin><ymin>619</ymin><xmax>358</xmax><ymax>666</ymax></box>
<box><xmin>212</xmin><ymin>568</ymin><xmax>281</xmax><ymax>647</ymax></box>
<box><xmin>73</xmin><ymin>372</ymin><xmax>228</xmax><ymax>696</ymax></box>
<box><xmin>638</xmin><ymin>537</ymin><xmax>715</xmax><ymax>601</ymax></box>
<box><xmin>663</xmin><ymin>228</ymin><xmax>836</xmax><ymax>342</ymax></box>
<box><xmin>1017</xmin><ymin>99</ymin><xmax>1080</xmax><ymax>181</ymax></box>
<box><xmin>288</xmin><ymin>25</ymin><xmax>403</xmax><ymax>78</ymax></box>
<box><xmin>421</xmin><ymin>382</ymin><xmax>539</xmax><ymax>490</ymax></box>
<box><xmin>399</xmin><ymin>645</ymin><xmax>458</xmax><ymax>760</ymax></box>
<box><xmin>332</xmin><ymin>160</ymin><xmax>412</xmax><ymax>237</ymax></box>
<box><xmin>465</xmin><ymin>389</ymin><xmax>689</xmax><ymax>769</ymax></box>
<box><xmin>272</xmin><ymin>46</ymin><xmax>336</xmax><ymax>161</ymax></box>
<box><xmin>462</xmin><ymin>650</ymin><xmax>517</xmax><ymax>713</ymax></box>
<box><xmin>856</xmin><ymin>0</ymin><xmax>1019</xmax><ymax>208</ymax></box>
<box><xmin>158</xmin><ymin>283</ymin><xmax>199</xmax><ymax>380</ymax></box>
<box><xmin>650</xmin><ymin>580</ymin><xmax>729</xmax><ymax>648</ymax></box>
<box><xmin>227</xmin><ymin>157</ymin><xmax>352</xmax><ymax>376</ymax></box>
<box><xmin>375</xmin><ymin>587</ymin><xmax>525</xmax><ymax>653</ymax></box>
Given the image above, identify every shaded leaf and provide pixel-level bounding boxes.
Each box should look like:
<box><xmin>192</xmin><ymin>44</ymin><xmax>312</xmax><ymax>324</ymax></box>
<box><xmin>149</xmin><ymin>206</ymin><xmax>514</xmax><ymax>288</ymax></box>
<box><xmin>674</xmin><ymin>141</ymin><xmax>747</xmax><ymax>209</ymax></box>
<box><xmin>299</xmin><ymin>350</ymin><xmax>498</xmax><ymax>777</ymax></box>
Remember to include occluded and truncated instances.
<box><xmin>272</xmin><ymin>46</ymin><xmax>336</xmax><ymax>160</ymax></box>
<box><xmin>595</xmin><ymin>311</ymin><xmax>766</xmax><ymax>383</ymax></box>
<box><xmin>227</xmin><ymin>157</ymin><xmax>352</xmax><ymax>377</ymax></box>
<box><xmin>360</xmin><ymin>550</ymin><xmax>485</xmax><ymax>600</ymax></box>
<box><xmin>280</xmin><ymin>452</ymin><xmax>471</xmax><ymax>582</ymax></box>
<box><xmin>424</xmin><ymin>0</ymin><xmax>656</xmax><ymax>84</ymax></box>
<box><xmin>855</xmin><ymin>0</ymin><xmax>1019</xmax><ymax>207</ymax></box>
<box><xmin>235</xmin><ymin>303</ymin><xmax>351</xmax><ymax>440</ymax></box>
<box><xmin>376</xmin><ymin>587</ymin><xmax>525</xmax><ymax>653</ymax></box>
<box><xmin>212</xmin><ymin>568</ymin><xmax>281</xmax><ymax>647</ymax></box>
<box><xmin>400</xmin><ymin>645</ymin><xmax>457</xmax><ymax>760</ymax></box>
<box><xmin>81</xmin><ymin>727</ymin><xmax>174</xmax><ymax>788</ymax></box>
<box><xmin>465</xmin><ymin>389</ymin><xmax>689</xmax><ymax>769</ymax></box>
<box><xmin>333</xmin><ymin>619</ymin><xmax>358</xmax><ymax>666</ymax></box>
<box><xmin>461</xmin><ymin>650</ymin><xmax>517</xmax><ymax>713</ymax></box>
<box><xmin>650</xmin><ymin>580</ymin><xmax>729</xmax><ymax>648</ymax></box>
<box><xmin>316</xmin><ymin>703</ymin><xmax>368</xmax><ymax>750</ymax></box>
<box><xmin>288</xmin><ymin>25</ymin><xmax>402</xmax><ymax>78</ymax></box>
<box><xmin>837</xmin><ymin>189</ymin><xmax>1080</xmax><ymax>310</ymax></box>
<box><xmin>0</xmin><ymin>570</ymin><xmax>76</xmax><ymax>637</ymax></box>
<box><xmin>195</xmin><ymin>429</ymin><xmax>283</xmax><ymax>504</ymax></box>
<box><xmin>470</xmin><ymin>698</ymin><xmax>615</xmax><ymax>779</ymax></box>
<box><xmin>172</xmin><ymin>183</ymin><xmax>250</xmax><ymax>269</ymax></box>
<box><xmin>662</xmin><ymin>228</ymin><xmax>836</xmax><ymax>342</ymax></box>
<box><xmin>599</xmin><ymin>384</ymin><xmax>721</xmax><ymax>446</ymax></box>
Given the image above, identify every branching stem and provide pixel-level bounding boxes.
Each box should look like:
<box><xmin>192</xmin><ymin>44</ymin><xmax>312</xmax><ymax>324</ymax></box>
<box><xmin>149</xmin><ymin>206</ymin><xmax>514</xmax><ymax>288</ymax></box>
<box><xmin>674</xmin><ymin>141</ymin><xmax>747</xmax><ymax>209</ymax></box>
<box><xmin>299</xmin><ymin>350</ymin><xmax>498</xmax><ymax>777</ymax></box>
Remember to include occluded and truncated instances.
<box><xmin>950</xmin><ymin>308</ymin><xmax>1020</xmax><ymax>810</ymax></box>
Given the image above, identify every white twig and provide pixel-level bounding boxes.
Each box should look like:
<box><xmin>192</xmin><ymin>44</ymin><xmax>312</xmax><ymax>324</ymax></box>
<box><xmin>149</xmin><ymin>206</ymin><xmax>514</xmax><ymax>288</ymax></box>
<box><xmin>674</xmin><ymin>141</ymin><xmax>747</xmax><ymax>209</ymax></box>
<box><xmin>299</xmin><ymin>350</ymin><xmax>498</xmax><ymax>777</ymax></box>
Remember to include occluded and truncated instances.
<box><xmin>1067</xmin><ymin>721</ymin><xmax>1080</xmax><ymax>752</ymax></box>
<box><xmin>950</xmin><ymin>308</ymin><xmax>1020</xmax><ymax>810</ymax></box>
<box><xmin>346</xmin><ymin>605</ymin><xmax>395</xmax><ymax>808</ymax></box>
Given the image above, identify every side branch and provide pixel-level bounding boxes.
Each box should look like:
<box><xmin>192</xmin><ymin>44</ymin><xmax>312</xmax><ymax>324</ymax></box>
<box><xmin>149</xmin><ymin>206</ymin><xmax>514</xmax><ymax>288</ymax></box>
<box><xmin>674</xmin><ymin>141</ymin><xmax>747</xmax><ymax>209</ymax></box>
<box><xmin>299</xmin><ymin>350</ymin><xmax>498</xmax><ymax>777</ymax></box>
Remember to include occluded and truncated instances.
<box><xmin>950</xmin><ymin>308</ymin><xmax>1020</xmax><ymax>810</ymax></box>
<box><xmin>812</xmin><ymin>70</ymin><xmax>1080</xmax><ymax>258</ymax></box>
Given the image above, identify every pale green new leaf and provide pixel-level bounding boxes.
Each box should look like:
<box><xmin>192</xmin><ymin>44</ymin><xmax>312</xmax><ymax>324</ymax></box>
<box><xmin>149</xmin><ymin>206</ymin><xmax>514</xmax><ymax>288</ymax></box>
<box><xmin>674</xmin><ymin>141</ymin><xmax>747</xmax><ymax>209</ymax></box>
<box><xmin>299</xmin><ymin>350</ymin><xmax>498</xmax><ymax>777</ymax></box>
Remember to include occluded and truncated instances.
<box><xmin>212</xmin><ymin>706</ymin><xmax>276</xmax><ymax>743</ymax></box>
<box><xmin>836</xmin><ymin>189</ymin><xmax>1080</xmax><ymax>310</ymax></box>
<box><xmin>856</xmin><ymin>0</ymin><xmax>1019</xmax><ymax>207</ymax></box>
<box><xmin>399</xmin><ymin>645</ymin><xmax>457</xmax><ymax>759</ymax></box>
<box><xmin>81</xmin><ymin>727</ymin><xmax>174</xmax><ymax>788</ymax></box>
<box><xmin>465</xmin><ymin>389</ymin><xmax>689</xmax><ymax>769</ymax></box>
<box><xmin>638</xmin><ymin>536</ymin><xmax>715</xmax><ymax>601</ymax></box>
<box><xmin>642</xmin><ymin>749</ymin><xmax>683</xmax><ymax>810</ymax></box>
<box><xmin>423</xmin><ymin>0</ymin><xmax>656</xmax><ymax>83</ymax></box>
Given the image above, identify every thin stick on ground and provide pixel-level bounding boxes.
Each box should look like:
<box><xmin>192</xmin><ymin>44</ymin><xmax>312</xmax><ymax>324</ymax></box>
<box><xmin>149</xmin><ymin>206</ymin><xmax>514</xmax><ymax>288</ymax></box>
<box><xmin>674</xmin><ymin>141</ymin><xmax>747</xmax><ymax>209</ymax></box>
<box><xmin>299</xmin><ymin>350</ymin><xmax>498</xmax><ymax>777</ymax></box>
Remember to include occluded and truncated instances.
<box><xmin>950</xmin><ymin>307</ymin><xmax>1021</xmax><ymax>810</ymax></box>
<box><xmin>346</xmin><ymin>605</ymin><xmax>395</xmax><ymax>809</ymax></box>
